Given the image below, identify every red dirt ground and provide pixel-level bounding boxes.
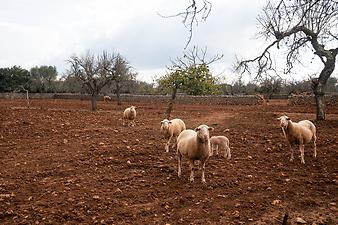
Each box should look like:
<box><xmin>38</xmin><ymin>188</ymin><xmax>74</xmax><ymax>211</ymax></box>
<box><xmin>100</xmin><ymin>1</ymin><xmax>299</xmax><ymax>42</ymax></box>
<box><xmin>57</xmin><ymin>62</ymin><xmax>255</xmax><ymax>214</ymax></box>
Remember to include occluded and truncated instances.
<box><xmin>0</xmin><ymin>98</ymin><xmax>337</xmax><ymax>225</ymax></box>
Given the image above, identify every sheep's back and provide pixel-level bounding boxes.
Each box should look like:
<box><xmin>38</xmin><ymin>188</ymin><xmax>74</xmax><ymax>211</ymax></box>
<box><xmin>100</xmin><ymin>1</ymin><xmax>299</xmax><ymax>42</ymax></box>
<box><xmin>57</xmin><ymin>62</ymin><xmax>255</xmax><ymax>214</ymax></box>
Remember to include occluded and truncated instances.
<box><xmin>177</xmin><ymin>130</ymin><xmax>196</xmax><ymax>155</ymax></box>
<box><xmin>171</xmin><ymin>119</ymin><xmax>186</xmax><ymax>135</ymax></box>
<box><xmin>210</xmin><ymin>136</ymin><xmax>228</xmax><ymax>145</ymax></box>
<box><xmin>298</xmin><ymin>120</ymin><xmax>316</xmax><ymax>134</ymax></box>
<box><xmin>292</xmin><ymin>121</ymin><xmax>315</xmax><ymax>143</ymax></box>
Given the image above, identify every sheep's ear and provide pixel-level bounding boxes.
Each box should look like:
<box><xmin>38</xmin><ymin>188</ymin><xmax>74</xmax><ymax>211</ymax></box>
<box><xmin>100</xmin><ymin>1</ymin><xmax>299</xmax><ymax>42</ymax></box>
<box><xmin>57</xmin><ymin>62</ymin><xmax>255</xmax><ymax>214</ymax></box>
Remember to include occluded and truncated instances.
<box><xmin>277</xmin><ymin>117</ymin><xmax>281</xmax><ymax>120</ymax></box>
<box><xmin>168</xmin><ymin>121</ymin><xmax>172</xmax><ymax>124</ymax></box>
<box><xmin>286</xmin><ymin>117</ymin><xmax>290</xmax><ymax>120</ymax></box>
<box><xmin>208</xmin><ymin>127</ymin><xmax>214</xmax><ymax>132</ymax></box>
<box><xmin>194</xmin><ymin>127</ymin><xmax>200</xmax><ymax>131</ymax></box>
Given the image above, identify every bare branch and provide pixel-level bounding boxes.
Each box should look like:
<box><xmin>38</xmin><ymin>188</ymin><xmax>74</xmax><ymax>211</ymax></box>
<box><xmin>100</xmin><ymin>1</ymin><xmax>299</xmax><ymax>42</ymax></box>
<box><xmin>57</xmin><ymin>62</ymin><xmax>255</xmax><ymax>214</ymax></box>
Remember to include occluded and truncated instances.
<box><xmin>237</xmin><ymin>0</ymin><xmax>338</xmax><ymax>80</ymax></box>
<box><xmin>169</xmin><ymin>46</ymin><xmax>223</xmax><ymax>71</ymax></box>
<box><xmin>158</xmin><ymin>0</ymin><xmax>212</xmax><ymax>49</ymax></box>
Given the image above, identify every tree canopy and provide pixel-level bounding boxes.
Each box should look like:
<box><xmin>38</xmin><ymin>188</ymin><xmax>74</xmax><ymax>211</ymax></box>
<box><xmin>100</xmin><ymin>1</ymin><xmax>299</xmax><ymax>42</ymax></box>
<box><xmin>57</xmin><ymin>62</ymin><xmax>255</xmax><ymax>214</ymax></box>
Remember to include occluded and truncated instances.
<box><xmin>157</xmin><ymin>64</ymin><xmax>219</xmax><ymax>96</ymax></box>
<box><xmin>0</xmin><ymin>66</ymin><xmax>30</xmax><ymax>92</ymax></box>
<box><xmin>30</xmin><ymin>65</ymin><xmax>58</xmax><ymax>93</ymax></box>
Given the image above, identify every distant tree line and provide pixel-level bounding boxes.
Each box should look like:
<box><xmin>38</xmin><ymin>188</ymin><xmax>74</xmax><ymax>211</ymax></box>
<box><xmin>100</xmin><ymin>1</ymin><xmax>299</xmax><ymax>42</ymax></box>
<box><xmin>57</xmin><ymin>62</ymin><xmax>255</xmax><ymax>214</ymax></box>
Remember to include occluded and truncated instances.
<box><xmin>1</xmin><ymin>64</ymin><xmax>337</xmax><ymax>98</ymax></box>
<box><xmin>220</xmin><ymin>76</ymin><xmax>338</xmax><ymax>97</ymax></box>
<box><xmin>0</xmin><ymin>64</ymin><xmax>154</xmax><ymax>95</ymax></box>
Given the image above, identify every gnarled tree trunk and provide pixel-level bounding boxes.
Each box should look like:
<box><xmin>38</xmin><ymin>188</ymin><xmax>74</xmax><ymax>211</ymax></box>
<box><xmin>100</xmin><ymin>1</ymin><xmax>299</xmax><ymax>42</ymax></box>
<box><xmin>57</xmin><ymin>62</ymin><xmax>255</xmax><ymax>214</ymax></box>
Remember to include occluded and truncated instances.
<box><xmin>312</xmin><ymin>81</ymin><xmax>326</xmax><ymax>120</ymax></box>
<box><xmin>165</xmin><ymin>87</ymin><xmax>178</xmax><ymax>119</ymax></box>
<box><xmin>312</xmin><ymin>56</ymin><xmax>336</xmax><ymax>120</ymax></box>
<box><xmin>91</xmin><ymin>93</ymin><xmax>98</xmax><ymax>111</ymax></box>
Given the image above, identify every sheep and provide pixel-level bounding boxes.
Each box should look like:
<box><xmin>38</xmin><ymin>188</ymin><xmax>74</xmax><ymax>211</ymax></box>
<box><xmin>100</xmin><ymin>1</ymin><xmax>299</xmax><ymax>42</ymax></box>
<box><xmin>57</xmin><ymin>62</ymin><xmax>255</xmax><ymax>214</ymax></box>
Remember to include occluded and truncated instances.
<box><xmin>177</xmin><ymin>124</ymin><xmax>214</xmax><ymax>184</ymax></box>
<box><xmin>160</xmin><ymin>118</ymin><xmax>186</xmax><ymax>152</ymax></box>
<box><xmin>103</xmin><ymin>95</ymin><xmax>111</xmax><ymax>102</ymax></box>
<box><xmin>277</xmin><ymin>115</ymin><xmax>317</xmax><ymax>164</ymax></box>
<box><xmin>210</xmin><ymin>136</ymin><xmax>231</xmax><ymax>159</ymax></box>
<box><xmin>123</xmin><ymin>106</ymin><xmax>137</xmax><ymax>126</ymax></box>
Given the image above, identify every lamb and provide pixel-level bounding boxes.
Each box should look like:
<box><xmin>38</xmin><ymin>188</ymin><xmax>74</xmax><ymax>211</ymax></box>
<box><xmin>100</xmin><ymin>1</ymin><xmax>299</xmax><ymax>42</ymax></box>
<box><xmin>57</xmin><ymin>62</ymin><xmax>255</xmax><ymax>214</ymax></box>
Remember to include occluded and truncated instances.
<box><xmin>160</xmin><ymin>118</ymin><xmax>186</xmax><ymax>152</ymax></box>
<box><xmin>123</xmin><ymin>106</ymin><xmax>137</xmax><ymax>126</ymax></box>
<box><xmin>210</xmin><ymin>136</ymin><xmax>231</xmax><ymax>159</ymax></box>
<box><xmin>277</xmin><ymin>115</ymin><xmax>317</xmax><ymax>164</ymax></box>
<box><xmin>103</xmin><ymin>95</ymin><xmax>111</xmax><ymax>102</ymax></box>
<box><xmin>177</xmin><ymin>124</ymin><xmax>214</xmax><ymax>183</ymax></box>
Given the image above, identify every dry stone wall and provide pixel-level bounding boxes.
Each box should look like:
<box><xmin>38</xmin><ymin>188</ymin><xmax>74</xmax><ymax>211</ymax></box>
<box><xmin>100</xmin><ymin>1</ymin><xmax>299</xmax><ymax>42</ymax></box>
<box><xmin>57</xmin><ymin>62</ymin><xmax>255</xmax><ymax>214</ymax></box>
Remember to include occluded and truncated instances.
<box><xmin>288</xmin><ymin>93</ymin><xmax>338</xmax><ymax>106</ymax></box>
<box><xmin>0</xmin><ymin>93</ymin><xmax>263</xmax><ymax>105</ymax></box>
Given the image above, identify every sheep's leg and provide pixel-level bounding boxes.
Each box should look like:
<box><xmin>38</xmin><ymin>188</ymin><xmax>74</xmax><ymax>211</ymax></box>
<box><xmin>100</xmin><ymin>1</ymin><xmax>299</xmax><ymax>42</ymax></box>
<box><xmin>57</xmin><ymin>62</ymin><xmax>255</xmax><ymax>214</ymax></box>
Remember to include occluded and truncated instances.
<box><xmin>171</xmin><ymin>136</ymin><xmax>177</xmax><ymax>149</ymax></box>
<box><xmin>226</xmin><ymin>146</ymin><xmax>231</xmax><ymax>160</ymax></box>
<box><xmin>201</xmin><ymin>160</ymin><xmax>206</xmax><ymax>184</ymax></box>
<box><xmin>189</xmin><ymin>159</ymin><xmax>195</xmax><ymax>182</ymax></box>
<box><xmin>215</xmin><ymin>145</ymin><xmax>219</xmax><ymax>155</ymax></box>
<box><xmin>210</xmin><ymin>144</ymin><xmax>214</xmax><ymax>156</ymax></box>
<box><xmin>166</xmin><ymin>135</ymin><xmax>173</xmax><ymax>153</ymax></box>
<box><xmin>313</xmin><ymin>135</ymin><xmax>317</xmax><ymax>158</ymax></box>
<box><xmin>222</xmin><ymin>145</ymin><xmax>227</xmax><ymax>158</ymax></box>
<box><xmin>300</xmin><ymin>144</ymin><xmax>305</xmax><ymax>164</ymax></box>
<box><xmin>177</xmin><ymin>153</ymin><xmax>182</xmax><ymax>178</ymax></box>
<box><xmin>164</xmin><ymin>142</ymin><xmax>169</xmax><ymax>152</ymax></box>
<box><xmin>289</xmin><ymin>143</ymin><xmax>294</xmax><ymax>162</ymax></box>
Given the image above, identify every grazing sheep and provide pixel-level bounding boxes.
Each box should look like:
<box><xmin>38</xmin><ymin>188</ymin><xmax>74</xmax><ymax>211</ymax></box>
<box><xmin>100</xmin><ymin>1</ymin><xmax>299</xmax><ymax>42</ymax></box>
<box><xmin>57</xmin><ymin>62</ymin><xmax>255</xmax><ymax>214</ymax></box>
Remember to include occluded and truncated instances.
<box><xmin>210</xmin><ymin>136</ymin><xmax>231</xmax><ymax>159</ymax></box>
<box><xmin>103</xmin><ymin>95</ymin><xmax>111</xmax><ymax>102</ymax></box>
<box><xmin>177</xmin><ymin>124</ymin><xmax>214</xmax><ymax>183</ymax></box>
<box><xmin>160</xmin><ymin>118</ymin><xmax>186</xmax><ymax>152</ymax></box>
<box><xmin>277</xmin><ymin>115</ymin><xmax>317</xmax><ymax>164</ymax></box>
<box><xmin>123</xmin><ymin>106</ymin><xmax>137</xmax><ymax>126</ymax></box>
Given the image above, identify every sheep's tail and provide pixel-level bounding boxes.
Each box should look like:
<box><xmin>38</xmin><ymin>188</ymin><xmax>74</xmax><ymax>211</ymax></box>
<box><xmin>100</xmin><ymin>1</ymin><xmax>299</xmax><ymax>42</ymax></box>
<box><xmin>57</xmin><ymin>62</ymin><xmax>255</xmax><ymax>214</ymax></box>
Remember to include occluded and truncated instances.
<box><xmin>281</xmin><ymin>127</ymin><xmax>287</xmax><ymax>139</ymax></box>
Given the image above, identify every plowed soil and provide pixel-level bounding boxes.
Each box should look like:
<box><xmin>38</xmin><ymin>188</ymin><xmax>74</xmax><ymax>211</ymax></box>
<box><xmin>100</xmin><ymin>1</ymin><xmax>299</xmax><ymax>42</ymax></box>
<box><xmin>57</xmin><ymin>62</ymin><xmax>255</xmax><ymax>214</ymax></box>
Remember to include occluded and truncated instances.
<box><xmin>0</xmin><ymin>98</ymin><xmax>337</xmax><ymax>224</ymax></box>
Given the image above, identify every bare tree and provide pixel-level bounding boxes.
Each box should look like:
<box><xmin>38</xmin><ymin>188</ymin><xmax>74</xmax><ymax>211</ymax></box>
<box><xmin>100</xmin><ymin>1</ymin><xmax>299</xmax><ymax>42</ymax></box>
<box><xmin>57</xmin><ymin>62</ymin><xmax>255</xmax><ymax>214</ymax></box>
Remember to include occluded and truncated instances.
<box><xmin>67</xmin><ymin>51</ymin><xmax>114</xmax><ymax>111</ymax></box>
<box><xmin>159</xmin><ymin>0</ymin><xmax>212</xmax><ymax>49</ymax></box>
<box><xmin>103</xmin><ymin>53</ymin><xmax>135</xmax><ymax>105</ymax></box>
<box><xmin>236</xmin><ymin>0</ymin><xmax>338</xmax><ymax>120</ymax></box>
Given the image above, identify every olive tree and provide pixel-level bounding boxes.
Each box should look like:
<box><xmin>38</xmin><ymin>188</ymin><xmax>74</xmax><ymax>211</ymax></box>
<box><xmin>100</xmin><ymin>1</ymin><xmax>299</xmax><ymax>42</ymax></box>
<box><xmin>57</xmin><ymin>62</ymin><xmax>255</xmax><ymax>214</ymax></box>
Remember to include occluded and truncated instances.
<box><xmin>30</xmin><ymin>66</ymin><xmax>58</xmax><ymax>93</ymax></box>
<box><xmin>157</xmin><ymin>46</ymin><xmax>222</xmax><ymax>118</ymax></box>
<box><xmin>236</xmin><ymin>0</ymin><xmax>338</xmax><ymax>120</ymax></box>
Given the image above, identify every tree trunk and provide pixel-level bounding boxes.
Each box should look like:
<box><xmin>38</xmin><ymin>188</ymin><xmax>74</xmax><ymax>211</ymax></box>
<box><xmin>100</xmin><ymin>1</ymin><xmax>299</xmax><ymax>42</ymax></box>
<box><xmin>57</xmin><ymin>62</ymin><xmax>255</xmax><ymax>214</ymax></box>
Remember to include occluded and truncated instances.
<box><xmin>25</xmin><ymin>90</ymin><xmax>30</xmax><ymax>108</ymax></box>
<box><xmin>311</xmin><ymin>55</ymin><xmax>336</xmax><ymax>121</ymax></box>
<box><xmin>116</xmin><ymin>83</ymin><xmax>122</xmax><ymax>105</ymax></box>
<box><xmin>165</xmin><ymin>87</ymin><xmax>177</xmax><ymax>119</ymax></box>
<box><xmin>312</xmin><ymin>81</ymin><xmax>326</xmax><ymax>120</ymax></box>
<box><xmin>91</xmin><ymin>94</ymin><xmax>97</xmax><ymax>111</ymax></box>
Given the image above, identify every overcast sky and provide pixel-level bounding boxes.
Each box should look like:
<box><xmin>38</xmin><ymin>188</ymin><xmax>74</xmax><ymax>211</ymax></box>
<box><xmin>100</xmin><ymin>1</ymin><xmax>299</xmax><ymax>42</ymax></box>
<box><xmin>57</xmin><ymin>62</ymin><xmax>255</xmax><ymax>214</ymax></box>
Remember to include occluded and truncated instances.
<box><xmin>0</xmin><ymin>0</ymin><xmax>330</xmax><ymax>83</ymax></box>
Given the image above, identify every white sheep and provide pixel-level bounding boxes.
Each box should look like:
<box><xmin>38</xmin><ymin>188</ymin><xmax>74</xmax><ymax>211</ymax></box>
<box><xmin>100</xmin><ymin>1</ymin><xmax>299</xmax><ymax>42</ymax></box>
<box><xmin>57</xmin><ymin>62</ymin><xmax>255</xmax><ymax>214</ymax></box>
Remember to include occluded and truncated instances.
<box><xmin>177</xmin><ymin>124</ymin><xmax>214</xmax><ymax>183</ymax></box>
<box><xmin>210</xmin><ymin>136</ymin><xmax>231</xmax><ymax>159</ymax></box>
<box><xmin>160</xmin><ymin>118</ymin><xmax>186</xmax><ymax>152</ymax></box>
<box><xmin>277</xmin><ymin>115</ymin><xmax>317</xmax><ymax>164</ymax></box>
<box><xmin>123</xmin><ymin>106</ymin><xmax>137</xmax><ymax>126</ymax></box>
<box><xmin>103</xmin><ymin>95</ymin><xmax>111</xmax><ymax>102</ymax></box>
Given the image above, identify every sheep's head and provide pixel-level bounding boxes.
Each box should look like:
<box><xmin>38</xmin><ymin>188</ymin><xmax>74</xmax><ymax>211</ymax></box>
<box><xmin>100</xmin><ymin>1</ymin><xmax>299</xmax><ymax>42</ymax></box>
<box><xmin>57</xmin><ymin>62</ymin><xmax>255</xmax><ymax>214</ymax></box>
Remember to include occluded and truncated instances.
<box><xmin>195</xmin><ymin>125</ymin><xmax>214</xmax><ymax>143</ymax></box>
<box><xmin>160</xmin><ymin>119</ymin><xmax>171</xmax><ymax>130</ymax></box>
<box><xmin>277</xmin><ymin>115</ymin><xmax>290</xmax><ymax>128</ymax></box>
